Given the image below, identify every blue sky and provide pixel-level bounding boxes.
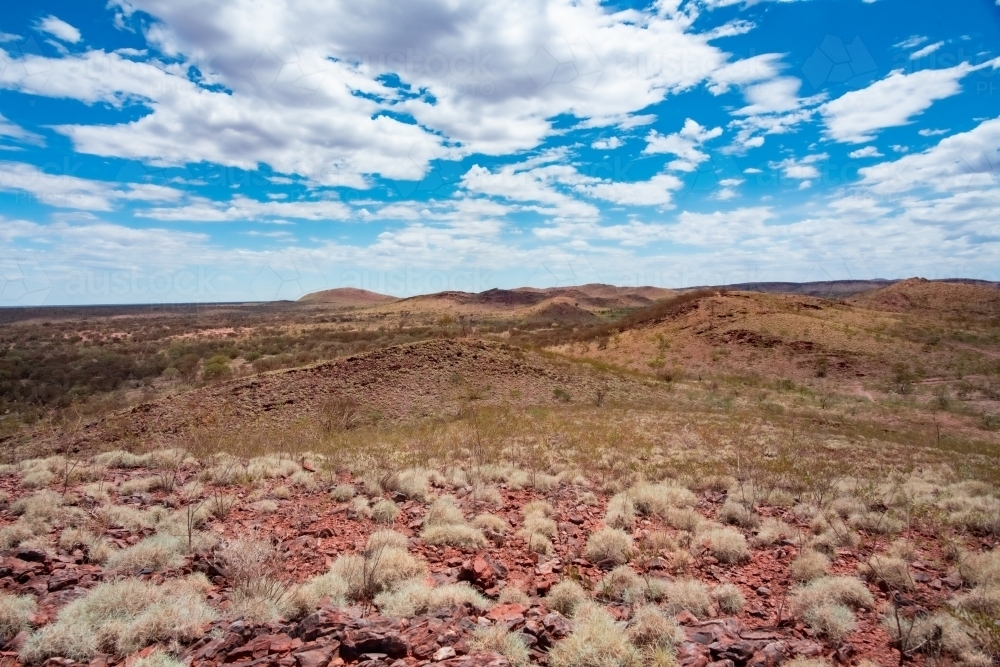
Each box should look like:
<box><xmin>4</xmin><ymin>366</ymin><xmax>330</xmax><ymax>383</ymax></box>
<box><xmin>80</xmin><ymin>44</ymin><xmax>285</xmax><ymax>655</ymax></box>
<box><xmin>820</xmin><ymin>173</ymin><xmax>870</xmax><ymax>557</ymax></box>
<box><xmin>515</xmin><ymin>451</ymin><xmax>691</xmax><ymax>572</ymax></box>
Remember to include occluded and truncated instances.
<box><xmin>1</xmin><ymin>0</ymin><xmax>998</xmax><ymax>304</ymax></box>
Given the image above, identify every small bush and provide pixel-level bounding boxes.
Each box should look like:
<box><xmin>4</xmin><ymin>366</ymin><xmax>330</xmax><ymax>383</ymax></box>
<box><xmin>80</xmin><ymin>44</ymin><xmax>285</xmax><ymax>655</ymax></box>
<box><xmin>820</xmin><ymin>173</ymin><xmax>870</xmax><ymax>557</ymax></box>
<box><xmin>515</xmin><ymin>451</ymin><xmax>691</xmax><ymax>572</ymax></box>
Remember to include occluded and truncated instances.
<box><xmin>472</xmin><ymin>485</ymin><xmax>504</xmax><ymax>508</ymax></box>
<box><xmin>289</xmin><ymin>471</ymin><xmax>318</xmax><ymax>491</ymax></box>
<box><xmin>631</xmin><ymin>483</ymin><xmax>697</xmax><ymax>516</ymax></box>
<box><xmin>119</xmin><ymin>476</ymin><xmax>166</xmax><ymax>495</ymax></box>
<box><xmin>470</xmin><ymin>625</ymin><xmax>530</xmax><ymax>667</ymax></box>
<box><xmin>385</xmin><ymin>468</ymin><xmax>432</xmax><ymax>502</ymax></box>
<box><xmin>717</xmin><ymin>501</ymin><xmax>759</xmax><ymax>529</ymax></box>
<box><xmin>371</xmin><ymin>499</ymin><xmax>400</xmax><ymax>524</ymax></box>
<box><xmin>545</xmin><ymin>580</ymin><xmax>588</xmax><ymax>618</ymax></box>
<box><xmin>696</xmin><ymin>527</ymin><xmax>749</xmax><ymax>564</ymax></box>
<box><xmin>472</xmin><ymin>513</ymin><xmax>508</xmax><ymax>538</ymax></box>
<box><xmin>329</xmin><ymin>547</ymin><xmax>427</xmax><ymax>600</ymax></box>
<box><xmin>349</xmin><ymin>496</ymin><xmax>373</xmax><ymax>520</ymax></box>
<box><xmin>520</xmin><ymin>514</ymin><xmax>557</xmax><ymax>539</ymax></box>
<box><xmin>597</xmin><ymin>566</ymin><xmax>645</xmax><ymax>603</ymax></box>
<box><xmin>660</xmin><ymin>579</ymin><xmax>713</xmax><ymax>618</ymax></box>
<box><xmin>271</xmin><ymin>485</ymin><xmax>292</xmax><ymax>500</ymax></box>
<box><xmin>498</xmin><ymin>587</ymin><xmax>531</xmax><ymax>606</ymax></box>
<box><xmin>523</xmin><ymin>500</ymin><xmax>554</xmax><ymax>517</ymax></box>
<box><xmin>331</xmin><ymin>484</ymin><xmax>356</xmax><ymax>502</ymax></box>
<box><xmin>959</xmin><ymin>549</ymin><xmax>1000</xmax><ymax>586</ymax></box>
<box><xmin>627</xmin><ymin>605</ymin><xmax>684</xmax><ymax>649</ymax></box>
<box><xmin>425</xmin><ymin>495</ymin><xmax>466</xmax><ymax>526</ymax></box>
<box><xmin>802</xmin><ymin>602</ymin><xmax>855</xmax><ymax>640</ymax></box>
<box><xmin>791</xmin><ymin>575</ymin><xmax>873</xmax><ymax>639</ymax></box>
<box><xmin>585</xmin><ymin>528</ymin><xmax>634</xmax><ymax>564</ymax></box>
<box><xmin>104</xmin><ymin>534</ymin><xmax>186</xmax><ymax>573</ymax></box>
<box><xmin>366</xmin><ymin>530</ymin><xmax>409</xmax><ymax>555</ymax></box>
<box><xmin>549</xmin><ymin>603</ymin><xmax>641</xmax><ymax>667</ymax></box>
<box><xmin>375</xmin><ymin>581</ymin><xmax>490</xmax><ymax>617</ymax></box>
<box><xmin>663</xmin><ymin>507</ymin><xmax>705</xmax><ymax>533</ymax></box>
<box><xmin>0</xmin><ymin>523</ymin><xmax>37</xmax><ymax>549</ymax></box>
<box><xmin>884</xmin><ymin>611</ymin><xmax>982</xmax><ymax>661</ymax></box>
<box><xmin>0</xmin><ymin>593</ymin><xmax>36</xmax><ymax>642</ymax></box>
<box><xmin>525</xmin><ymin>532</ymin><xmax>554</xmax><ymax>556</ymax></box>
<box><xmin>21</xmin><ymin>470</ymin><xmax>55</xmax><ymax>489</ymax></box>
<box><xmin>605</xmin><ymin>494</ymin><xmax>636</xmax><ymax>530</ymax></box>
<box><xmin>791</xmin><ymin>550</ymin><xmax>831</xmax><ymax>582</ymax></box>
<box><xmin>19</xmin><ymin>577</ymin><xmax>215</xmax><ymax>663</ymax></box>
<box><xmin>752</xmin><ymin>518</ymin><xmax>797</xmax><ymax>547</ymax></box>
<box><xmin>859</xmin><ymin>555</ymin><xmax>914</xmax><ymax>591</ymax></box>
<box><xmin>712</xmin><ymin>583</ymin><xmax>745</xmax><ymax>614</ymax></box>
<box><xmin>642</xmin><ymin>530</ymin><xmax>678</xmax><ymax>553</ymax></box>
<box><xmin>421</xmin><ymin>524</ymin><xmax>488</xmax><ymax>550</ymax></box>
<box><xmin>285</xmin><ymin>571</ymin><xmax>350</xmax><ymax>618</ymax></box>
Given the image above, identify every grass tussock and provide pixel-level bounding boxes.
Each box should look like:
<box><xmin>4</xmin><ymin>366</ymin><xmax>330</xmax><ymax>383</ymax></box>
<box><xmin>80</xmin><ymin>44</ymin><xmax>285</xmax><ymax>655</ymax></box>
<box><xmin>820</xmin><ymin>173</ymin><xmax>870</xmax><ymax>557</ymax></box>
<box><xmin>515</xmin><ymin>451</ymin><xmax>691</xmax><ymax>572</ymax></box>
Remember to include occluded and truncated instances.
<box><xmin>790</xmin><ymin>550</ymin><xmax>831</xmax><ymax>582</ymax></box>
<box><xmin>791</xmin><ymin>576</ymin><xmax>874</xmax><ymax>641</ymax></box>
<box><xmin>585</xmin><ymin>528</ymin><xmax>634</xmax><ymax>565</ymax></box>
<box><xmin>329</xmin><ymin>547</ymin><xmax>427</xmax><ymax>601</ymax></box>
<box><xmin>712</xmin><ymin>583</ymin><xmax>746</xmax><ymax>614</ymax></box>
<box><xmin>626</xmin><ymin>605</ymin><xmax>684</xmax><ymax>650</ymax></box>
<box><xmin>374</xmin><ymin>581</ymin><xmax>491</xmax><ymax>618</ymax></box>
<box><xmin>545</xmin><ymin>580</ymin><xmax>589</xmax><ymax>618</ymax></box>
<box><xmin>859</xmin><ymin>555</ymin><xmax>914</xmax><ymax>591</ymax></box>
<box><xmin>548</xmin><ymin>602</ymin><xmax>641</xmax><ymax>667</ymax></box>
<box><xmin>19</xmin><ymin>576</ymin><xmax>216</xmax><ymax>663</ymax></box>
<box><xmin>0</xmin><ymin>593</ymin><xmax>37</xmax><ymax>642</ymax></box>
<box><xmin>470</xmin><ymin>625</ymin><xmax>530</xmax><ymax>667</ymax></box>
<box><xmin>331</xmin><ymin>484</ymin><xmax>356</xmax><ymax>502</ymax></box>
<box><xmin>695</xmin><ymin>526</ymin><xmax>750</xmax><ymax>564</ymax></box>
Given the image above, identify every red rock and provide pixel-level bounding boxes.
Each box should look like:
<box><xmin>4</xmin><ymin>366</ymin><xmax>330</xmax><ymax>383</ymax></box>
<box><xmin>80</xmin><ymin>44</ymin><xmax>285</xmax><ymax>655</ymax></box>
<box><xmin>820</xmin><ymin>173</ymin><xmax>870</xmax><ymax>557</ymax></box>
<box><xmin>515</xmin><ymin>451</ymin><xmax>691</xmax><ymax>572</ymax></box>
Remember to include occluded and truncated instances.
<box><xmin>433</xmin><ymin>647</ymin><xmax>457</xmax><ymax>662</ymax></box>
<box><xmin>293</xmin><ymin>644</ymin><xmax>337</xmax><ymax>667</ymax></box>
<box><xmin>485</xmin><ymin>604</ymin><xmax>527</xmax><ymax>623</ymax></box>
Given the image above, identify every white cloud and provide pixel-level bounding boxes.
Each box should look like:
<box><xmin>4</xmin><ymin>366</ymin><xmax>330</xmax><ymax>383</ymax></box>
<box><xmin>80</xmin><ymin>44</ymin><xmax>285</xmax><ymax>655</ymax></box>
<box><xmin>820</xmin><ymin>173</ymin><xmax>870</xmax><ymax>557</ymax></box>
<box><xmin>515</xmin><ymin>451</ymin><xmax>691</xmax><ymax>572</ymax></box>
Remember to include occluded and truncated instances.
<box><xmin>859</xmin><ymin>115</ymin><xmax>1000</xmax><ymax>195</ymax></box>
<box><xmin>770</xmin><ymin>153</ymin><xmax>828</xmax><ymax>181</ymax></box>
<box><xmin>819</xmin><ymin>64</ymin><xmax>991</xmax><ymax>143</ymax></box>
<box><xmin>707</xmin><ymin>53</ymin><xmax>783</xmax><ymax>95</ymax></box>
<box><xmin>0</xmin><ymin>161</ymin><xmax>183</xmax><ymax>211</ymax></box>
<box><xmin>0</xmin><ymin>114</ymin><xmax>43</xmax><ymax>146</ymax></box>
<box><xmin>36</xmin><ymin>16</ymin><xmax>81</xmax><ymax>44</ymax></box>
<box><xmin>3</xmin><ymin>0</ymin><xmax>757</xmax><ymax>185</ymax></box>
<box><xmin>919</xmin><ymin>128</ymin><xmax>949</xmax><ymax>137</ymax></box>
<box><xmin>910</xmin><ymin>41</ymin><xmax>944</xmax><ymax>59</ymax></box>
<box><xmin>895</xmin><ymin>36</ymin><xmax>927</xmax><ymax>50</ymax></box>
<box><xmin>592</xmin><ymin>137</ymin><xmax>622</xmax><ymax>150</ymax></box>
<box><xmin>576</xmin><ymin>173</ymin><xmax>683</xmax><ymax>207</ymax></box>
<box><xmin>738</xmin><ymin>77</ymin><xmax>803</xmax><ymax>115</ymax></box>
<box><xmin>643</xmin><ymin>119</ymin><xmax>722</xmax><ymax>171</ymax></box>
<box><xmin>848</xmin><ymin>146</ymin><xmax>883</xmax><ymax>159</ymax></box>
<box><xmin>138</xmin><ymin>195</ymin><xmax>353</xmax><ymax>221</ymax></box>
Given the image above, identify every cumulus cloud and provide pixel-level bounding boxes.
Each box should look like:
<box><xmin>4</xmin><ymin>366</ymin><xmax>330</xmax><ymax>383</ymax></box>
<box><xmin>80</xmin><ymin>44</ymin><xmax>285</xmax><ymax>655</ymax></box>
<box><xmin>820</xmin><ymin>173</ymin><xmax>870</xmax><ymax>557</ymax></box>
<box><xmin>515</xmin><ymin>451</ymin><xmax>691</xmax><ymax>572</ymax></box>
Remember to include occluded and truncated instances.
<box><xmin>770</xmin><ymin>153</ymin><xmax>828</xmax><ymax>181</ymax></box>
<box><xmin>643</xmin><ymin>119</ymin><xmax>723</xmax><ymax>171</ymax></box>
<box><xmin>819</xmin><ymin>63</ymin><xmax>998</xmax><ymax>143</ymax></box>
<box><xmin>0</xmin><ymin>0</ymin><xmax>782</xmax><ymax>187</ymax></box>
<box><xmin>848</xmin><ymin>146</ymin><xmax>883</xmax><ymax>159</ymax></box>
<box><xmin>36</xmin><ymin>16</ymin><xmax>81</xmax><ymax>43</ymax></box>
<box><xmin>592</xmin><ymin>137</ymin><xmax>622</xmax><ymax>150</ymax></box>
<box><xmin>0</xmin><ymin>161</ymin><xmax>183</xmax><ymax>211</ymax></box>
<box><xmin>858</xmin><ymin>115</ymin><xmax>1000</xmax><ymax>195</ymax></box>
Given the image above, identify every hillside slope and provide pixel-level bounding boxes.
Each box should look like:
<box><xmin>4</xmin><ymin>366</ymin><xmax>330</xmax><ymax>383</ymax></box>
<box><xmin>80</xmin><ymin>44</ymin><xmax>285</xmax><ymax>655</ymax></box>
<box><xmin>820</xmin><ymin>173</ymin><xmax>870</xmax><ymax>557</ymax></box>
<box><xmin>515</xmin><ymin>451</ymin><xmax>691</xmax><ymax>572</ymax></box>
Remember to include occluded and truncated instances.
<box><xmin>46</xmin><ymin>339</ymin><xmax>659</xmax><ymax>451</ymax></box>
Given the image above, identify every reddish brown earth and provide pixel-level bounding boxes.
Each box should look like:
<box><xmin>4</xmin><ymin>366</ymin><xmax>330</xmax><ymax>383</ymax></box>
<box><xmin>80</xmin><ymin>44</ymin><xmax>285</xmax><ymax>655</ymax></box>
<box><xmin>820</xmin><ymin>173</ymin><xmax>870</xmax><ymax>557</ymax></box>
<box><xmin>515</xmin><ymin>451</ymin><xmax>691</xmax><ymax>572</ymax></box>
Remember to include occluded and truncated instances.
<box><xmin>2</xmin><ymin>464</ymin><xmax>981</xmax><ymax>667</ymax></box>
<box><xmin>25</xmin><ymin>339</ymin><xmax>660</xmax><ymax>454</ymax></box>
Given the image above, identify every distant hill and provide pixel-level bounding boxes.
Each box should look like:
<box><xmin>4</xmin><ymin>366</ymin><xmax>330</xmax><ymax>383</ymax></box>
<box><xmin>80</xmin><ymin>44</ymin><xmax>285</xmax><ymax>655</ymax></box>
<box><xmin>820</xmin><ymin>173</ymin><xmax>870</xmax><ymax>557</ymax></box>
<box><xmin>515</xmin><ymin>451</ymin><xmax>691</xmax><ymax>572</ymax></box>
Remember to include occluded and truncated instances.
<box><xmin>297</xmin><ymin>287</ymin><xmax>398</xmax><ymax>307</ymax></box>
<box><xmin>694</xmin><ymin>278</ymin><xmax>1000</xmax><ymax>299</ymax></box>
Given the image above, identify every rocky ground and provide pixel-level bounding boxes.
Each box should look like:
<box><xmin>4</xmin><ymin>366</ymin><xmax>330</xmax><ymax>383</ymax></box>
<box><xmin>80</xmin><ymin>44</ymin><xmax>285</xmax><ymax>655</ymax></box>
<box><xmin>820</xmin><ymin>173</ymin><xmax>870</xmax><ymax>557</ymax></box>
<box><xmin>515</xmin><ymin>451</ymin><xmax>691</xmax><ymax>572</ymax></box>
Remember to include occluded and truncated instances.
<box><xmin>2</xmin><ymin>452</ymin><xmax>994</xmax><ymax>667</ymax></box>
